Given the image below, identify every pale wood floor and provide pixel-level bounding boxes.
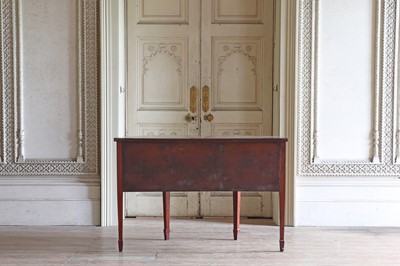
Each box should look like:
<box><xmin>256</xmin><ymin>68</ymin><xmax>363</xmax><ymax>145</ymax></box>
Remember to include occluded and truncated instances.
<box><xmin>0</xmin><ymin>217</ymin><xmax>399</xmax><ymax>265</ymax></box>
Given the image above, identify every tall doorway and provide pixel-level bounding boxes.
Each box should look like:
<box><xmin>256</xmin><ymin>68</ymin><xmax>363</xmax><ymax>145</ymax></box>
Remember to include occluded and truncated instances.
<box><xmin>126</xmin><ymin>0</ymin><xmax>276</xmax><ymax>217</ymax></box>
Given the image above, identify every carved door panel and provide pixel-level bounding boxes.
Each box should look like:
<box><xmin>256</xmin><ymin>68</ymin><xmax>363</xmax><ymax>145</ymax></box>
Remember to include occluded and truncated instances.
<box><xmin>126</xmin><ymin>0</ymin><xmax>274</xmax><ymax>218</ymax></box>
<box><xmin>199</xmin><ymin>0</ymin><xmax>274</xmax><ymax>217</ymax></box>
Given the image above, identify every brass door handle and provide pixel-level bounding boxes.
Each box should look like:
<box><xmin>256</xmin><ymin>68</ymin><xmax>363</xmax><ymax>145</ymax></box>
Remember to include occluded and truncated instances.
<box><xmin>190</xmin><ymin>86</ymin><xmax>197</xmax><ymax>113</ymax></box>
<box><xmin>185</xmin><ymin>113</ymin><xmax>195</xmax><ymax>122</ymax></box>
<box><xmin>204</xmin><ymin>113</ymin><xmax>214</xmax><ymax>122</ymax></box>
<box><xmin>202</xmin><ymin>85</ymin><xmax>210</xmax><ymax>112</ymax></box>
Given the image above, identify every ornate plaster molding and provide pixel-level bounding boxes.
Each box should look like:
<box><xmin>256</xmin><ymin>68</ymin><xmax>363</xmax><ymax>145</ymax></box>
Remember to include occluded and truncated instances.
<box><xmin>0</xmin><ymin>0</ymin><xmax>99</xmax><ymax>175</ymax></box>
<box><xmin>0</xmin><ymin>0</ymin><xmax>3</xmax><ymax>163</ymax></box>
<box><xmin>310</xmin><ymin>0</ymin><xmax>320</xmax><ymax>163</ymax></box>
<box><xmin>373</xmin><ymin>0</ymin><xmax>383</xmax><ymax>164</ymax></box>
<box><xmin>298</xmin><ymin>0</ymin><xmax>400</xmax><ymax>176</ymax></box>
<box><xmin>217</xmin><ymin>43</ymin><xmax>257</xmax><ymax>77</ymax></box>
<box><xmin>143</xmin><ymin>43</ymin><xmax>183</xmax><ymax>76</ymax></box>
<box><xmin>395</xmin><ymin>0</ymin><xmax>400</xmax><ymax>164</ymax></box>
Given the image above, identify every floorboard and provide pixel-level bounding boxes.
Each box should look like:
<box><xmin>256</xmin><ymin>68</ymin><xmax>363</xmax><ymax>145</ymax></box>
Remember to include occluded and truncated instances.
<box><xmin>0</xmin><ymin>217</ymin><xmax>399</xmax><ymax>265</ymax></box>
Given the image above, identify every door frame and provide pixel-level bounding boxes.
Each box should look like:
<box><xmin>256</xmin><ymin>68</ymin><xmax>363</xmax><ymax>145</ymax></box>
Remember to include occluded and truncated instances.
<box><xmin>100</xmin><ymin>0</ymin><xmax>297</xmax><ymax>226</ymax></box>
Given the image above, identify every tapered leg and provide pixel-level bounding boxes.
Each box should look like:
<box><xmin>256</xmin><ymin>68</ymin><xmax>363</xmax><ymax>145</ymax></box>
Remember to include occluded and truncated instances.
<box><xmin>117</xmin><ymin>143</ymin><xmax>124</xmax><ymax>252</ymax></box>
<box><xmin>117</xmin><ymin>186</ymin><xmax>123</xmax><ymax>251</ymax></box>
<box><xmin>233</xmin><ymin>191</ymin><xmax>241</xmax><ymax>240</ymax></box>
<box><xmin>279</xmin><ymin>144</ymin><xmax>286</xmax><ymax>252</ymax></box>
<box><xmin>279</xmin><ymin>189</ymin><xmax>285</xmax><ymax>251</ymax></box>
<box><xmin>163</xmin><ymin>192</ymin><xmax>170</xmax><ymax>240</ymax></box>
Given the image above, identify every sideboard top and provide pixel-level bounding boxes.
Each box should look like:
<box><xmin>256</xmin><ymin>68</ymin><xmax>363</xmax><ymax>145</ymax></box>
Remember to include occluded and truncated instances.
<box><xmin>115</xmin><ymin>136</ymin><xmax>288</xmax><ymax>143</ymax></box>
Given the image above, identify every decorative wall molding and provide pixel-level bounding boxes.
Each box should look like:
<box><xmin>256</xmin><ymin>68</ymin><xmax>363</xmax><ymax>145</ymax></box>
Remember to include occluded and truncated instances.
<box><xmin>0</xmin><ymin>1</ymin><xmax>3</xmax><ymax>164</ymax></box>
<box><xmin>298</xmin><ymin>0</ymin><xmax>400</xmax><ymax>176</ymax></box>
<box><xmin>0</xmin><ymin>0</ymin><xmax>99</xmax><ymax>175</ymax></box>
<box><xmin>381</xmin><ymin>0</ymin><xmax>397</xmax><ymax>166</ymax></box>
<box><xmin>395</xmin><ymin>0</ymin><xmax>400</xmax><ymax>164</ymax></box>
<box><xmin>310</xmin><ymin>0</ymin><xmax>320</xmax><ymax>163</ymax></box>
<box><xmin>1</xmin><ymin>0</ymin><xmax>14</xmax><ymax>165</ymax></box>
<box><xmin>77</xmin><ymin>0</ymin><xmax>85</xmax><ymax>164</ymax></box>
<box><xmin>373</xmin><ymin>0</ymin><xmax>383</xmax><ymax>164</ymax></box>
<box><xmin>14</xmin><ymin>0</ymin><xmax>22</xmax><ymax>162</ymax></box>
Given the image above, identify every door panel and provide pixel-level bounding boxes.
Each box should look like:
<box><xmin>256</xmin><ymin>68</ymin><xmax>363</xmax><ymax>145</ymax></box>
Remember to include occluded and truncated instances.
<box><xmin>200</xmin><ymin>192</ymin><xmax>272</xmax><ymax>217</ymax></box>
<box><xmin>212</xmin><ymin>124</ymin><xmax>261</xmax><ymax>136</ymax></box>
<box><xmin>126</xmin><ymin>0</ymin><xmax>275</xmax><ymax>218</ymax></box>
<box><xmin>212</xmin><ymin>38</ymin><xmax>262</xmax><ymax>109</ymax></box>
<box><xmin>212</xmin><ymin>0</ymin><xmax>263</xmax><ymax>24</ymax></box>
<box><xmin>139</xmin><ymin>39</ymin><xmax>188</xmax><ymax>110</ymax></box>
<box><xmin>138</xmin><ymin>0</ymin><xmax>188</xmax><ymax>24</ymax></box>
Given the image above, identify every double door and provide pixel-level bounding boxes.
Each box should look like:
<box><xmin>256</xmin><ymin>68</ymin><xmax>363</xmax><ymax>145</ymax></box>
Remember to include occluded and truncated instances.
<box><xmin>126</xmin><ymin>0</ymin><xmax>275</xmax><ymax>217</ymax></box>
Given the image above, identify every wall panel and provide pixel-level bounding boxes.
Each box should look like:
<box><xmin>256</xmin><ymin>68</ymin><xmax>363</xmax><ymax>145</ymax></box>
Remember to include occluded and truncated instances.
<box><xmin>0</xmin><ymin>0</ymin><xmax>100</xmax><ymax>225</ymax></box>
<box><xmin>0</xmin><ymin>0</ymin><xmax>99</xmax><ymax>174</ymax></box>
<box><xmin>317</xmin><ymin>0</ymin><xmax>375</xmax><ymax>162</ymax></box>
<box><xmin>297</xmin><ymin>0</ymin><xmax>400</xmax><ymax>176</ymax></box>
<box><xmin>19</xmin><ymin>0</ymin><xmax>79</xmax><ymax>160</ymax></box>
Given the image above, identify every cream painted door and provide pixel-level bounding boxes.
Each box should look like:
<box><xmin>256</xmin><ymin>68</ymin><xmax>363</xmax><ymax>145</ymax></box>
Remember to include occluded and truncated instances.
<box><xmin>126</xmin><ymin>0</ymin><xmax>274</xmax><ymax>218</ymax></box>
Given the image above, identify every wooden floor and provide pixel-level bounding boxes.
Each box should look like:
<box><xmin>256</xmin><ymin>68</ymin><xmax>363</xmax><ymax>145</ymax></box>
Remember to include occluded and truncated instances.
<box><xmin>0</xmin><ymin>217</ymin><xmax>399</xmax><ymax>265</ymax></box>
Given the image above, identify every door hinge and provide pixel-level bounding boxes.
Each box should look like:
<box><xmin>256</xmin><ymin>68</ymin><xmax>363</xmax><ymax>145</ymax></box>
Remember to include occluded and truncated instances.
<box><xmin>120</xmin><ymin>86</ymin><xmax>125</xmax><ymax>93</ymax></box>
<box><xmin>273</xmin><ymin>85</ymin><xmax>279</xmax><ymax>92</ymax></box>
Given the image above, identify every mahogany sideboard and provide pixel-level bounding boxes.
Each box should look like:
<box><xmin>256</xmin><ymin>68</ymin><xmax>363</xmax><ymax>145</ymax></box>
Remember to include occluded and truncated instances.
<box><xmin>115</xmin><ymin>137</ymin><xmax>288</xmax><ymax>252</ymax></box>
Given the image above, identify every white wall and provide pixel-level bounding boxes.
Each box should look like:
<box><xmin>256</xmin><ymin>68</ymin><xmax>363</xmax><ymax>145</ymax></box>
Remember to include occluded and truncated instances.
<box><xmin>0</xmin><ymin>0</ymin><xmax>100</xmax><ymax>225</ymax></box>
<box><xmin>295</xmin><ymin>0</ymin><xmax>400</xmax><ymax>226</ymax></box>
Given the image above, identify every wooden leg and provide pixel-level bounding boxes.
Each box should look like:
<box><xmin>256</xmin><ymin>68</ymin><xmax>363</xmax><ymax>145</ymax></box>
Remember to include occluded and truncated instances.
<box><xmin>233</xmin><ymin>191</ymin><xmax>241</xmax><ymax>240</ymax></box>
<box><xmin>279</xmin><ymin>190</ymin><xmax>285</xmax><ymax>251</ymax></box>
<box><xmin>279</xmin><ymin>187</ymin><xmax>285</xmax><ymax>252</ymax></box>
<box><xmin>279</xmin><ymin>144</ymin><xmax>286</xmax><ymax>252</ymax></box>
<box><xmin>117</xmin><ymin>186</ymin><xmax>123</xmax><ymax>252</ymax></box>
<box><xmin>163</xmin><ymin>192</ymin><xmax>170</xmax><ymax>240</ymax></box>
<box><xmin>117</xmin><ymin>143</ymin><xmax>124</xmax><ymax>252</ymax></box>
